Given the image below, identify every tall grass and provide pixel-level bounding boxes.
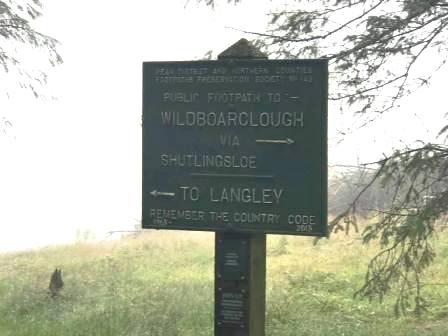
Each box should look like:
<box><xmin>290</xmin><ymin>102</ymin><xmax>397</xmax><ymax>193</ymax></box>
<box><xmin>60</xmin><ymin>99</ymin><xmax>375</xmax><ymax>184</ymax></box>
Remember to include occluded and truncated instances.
<box><xmin>0</xmin><ymin>230</ymin><xmax>447</xmax><ymax>335</ymax></box>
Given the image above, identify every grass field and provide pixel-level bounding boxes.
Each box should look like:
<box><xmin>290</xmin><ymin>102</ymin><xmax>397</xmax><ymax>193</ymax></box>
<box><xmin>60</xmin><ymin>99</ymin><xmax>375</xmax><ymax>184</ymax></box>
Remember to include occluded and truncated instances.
<box><xmin>0</xmin><ymin>230</ymin><xmax>447</xmax><ymax>335</ymax></box>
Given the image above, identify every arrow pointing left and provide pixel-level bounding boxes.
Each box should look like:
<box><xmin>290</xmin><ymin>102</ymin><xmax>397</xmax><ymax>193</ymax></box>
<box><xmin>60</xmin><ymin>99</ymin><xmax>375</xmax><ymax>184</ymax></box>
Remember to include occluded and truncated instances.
<box><xmin>150</xmin><ymin>190</ymin><xmax>175</xmax><ymax>198</ymax></box>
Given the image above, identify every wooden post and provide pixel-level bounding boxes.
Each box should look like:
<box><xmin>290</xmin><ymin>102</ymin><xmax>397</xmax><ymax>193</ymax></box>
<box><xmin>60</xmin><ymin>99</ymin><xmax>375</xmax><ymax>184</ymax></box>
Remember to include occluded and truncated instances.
<box><xmin>214</xmin><ymin>39</ymin><xmax>267</xmax><ymax>336</ymax></box>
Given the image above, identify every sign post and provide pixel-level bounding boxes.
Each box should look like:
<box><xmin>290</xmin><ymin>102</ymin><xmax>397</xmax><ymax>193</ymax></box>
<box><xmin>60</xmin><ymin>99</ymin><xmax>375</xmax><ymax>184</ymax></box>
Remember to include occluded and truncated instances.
<box><xmin>214</xmin><ymin>41</ymin><xmax>268</xmax><ymax>336</ymax></box>
<box><xmin>142</xmin><ymin>39</ymin><xmax>328</xmax><ymax>335</ymax></box>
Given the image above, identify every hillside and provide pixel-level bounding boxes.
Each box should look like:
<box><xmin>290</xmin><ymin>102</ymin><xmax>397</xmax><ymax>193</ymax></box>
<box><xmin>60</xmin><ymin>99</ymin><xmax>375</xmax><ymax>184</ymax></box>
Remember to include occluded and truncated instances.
<box><xmin>0</xmin><ymin>230</ymin><xmax>447</xmax><ymax>335</ymax></box>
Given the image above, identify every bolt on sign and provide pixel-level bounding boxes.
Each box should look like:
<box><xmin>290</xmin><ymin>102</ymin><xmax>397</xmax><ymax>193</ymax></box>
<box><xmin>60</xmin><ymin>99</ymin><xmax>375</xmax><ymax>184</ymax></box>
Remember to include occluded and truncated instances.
<box><xmin>142</xmin><ymin>59</ymin><xmax>328</xmax><ymax>236</ymax></box>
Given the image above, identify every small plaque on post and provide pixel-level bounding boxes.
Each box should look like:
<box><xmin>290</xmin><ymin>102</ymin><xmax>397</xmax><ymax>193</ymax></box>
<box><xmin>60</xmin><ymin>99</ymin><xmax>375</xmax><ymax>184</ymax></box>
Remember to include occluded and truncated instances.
<box><xmin>216</xmin><ymin>235</ymin><xmax>249</xmax><ymax>281</ymax></box>
<box><xmin>217</xmin><ymin>288</ymin><xmax>248</xmax><ymax>328</ymax></box>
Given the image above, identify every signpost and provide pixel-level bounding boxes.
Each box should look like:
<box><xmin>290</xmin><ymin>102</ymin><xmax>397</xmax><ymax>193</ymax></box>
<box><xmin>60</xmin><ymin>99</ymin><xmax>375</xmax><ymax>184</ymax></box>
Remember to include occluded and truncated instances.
<box><xmin>142</xmin><ymin>39</ymin><xmax>328</xmax><ymax>335</ymax></box>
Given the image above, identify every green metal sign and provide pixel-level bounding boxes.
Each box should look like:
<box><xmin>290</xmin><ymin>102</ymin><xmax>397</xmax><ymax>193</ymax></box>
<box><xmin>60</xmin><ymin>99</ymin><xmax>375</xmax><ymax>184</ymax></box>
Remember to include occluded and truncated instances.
<box><xmin>142</xmin><ymin>59</ymin><xmax>327</xmax><ymax>236</ymax></box>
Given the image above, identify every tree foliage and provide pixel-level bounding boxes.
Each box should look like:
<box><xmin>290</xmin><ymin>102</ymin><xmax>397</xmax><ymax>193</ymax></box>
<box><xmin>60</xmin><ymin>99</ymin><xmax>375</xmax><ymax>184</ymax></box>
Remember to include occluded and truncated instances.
<box><xmin>199</xmin><ymin>0</ymin><xmax>448</xmax><ymax>315</ymax></box>
<box><xmin>330</xmin><ymin>144</ymin><xmax>448</xmax><ymax>315</ymax></box>
<box><xmin>0</xmin><ymin>0</ymin><xmax>62</xmax><ymax>97</ymax></box>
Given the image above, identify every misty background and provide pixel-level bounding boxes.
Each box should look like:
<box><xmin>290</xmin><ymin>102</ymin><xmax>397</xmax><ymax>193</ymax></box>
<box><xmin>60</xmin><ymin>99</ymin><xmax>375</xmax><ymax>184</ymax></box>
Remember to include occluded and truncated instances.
<box><xmin>0</xmin><ymin>0</ymin><xmax>446</xmax><ymax>252</ymax></box>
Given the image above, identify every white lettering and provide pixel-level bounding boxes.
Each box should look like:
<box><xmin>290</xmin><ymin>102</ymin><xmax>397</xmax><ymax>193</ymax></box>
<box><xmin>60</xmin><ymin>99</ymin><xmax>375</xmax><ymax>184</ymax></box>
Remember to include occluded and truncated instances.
<box><xmin>160</xmin><ymin>111</ymin><xmax>304</xmax><ymax>128</ymax></box>
<box><xmin>210</xmin><ymin>187</ymin><xmax>283</xmax><ymax>204</ymax></box>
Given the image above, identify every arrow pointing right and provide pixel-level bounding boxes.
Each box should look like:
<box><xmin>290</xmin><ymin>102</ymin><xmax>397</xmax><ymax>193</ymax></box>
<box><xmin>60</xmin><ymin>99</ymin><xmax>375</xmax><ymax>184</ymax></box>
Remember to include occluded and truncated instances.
<box><xmin>256</xmin><ymin>138</ymin><xmax>295</xmax><ymax>145</ymax></box>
